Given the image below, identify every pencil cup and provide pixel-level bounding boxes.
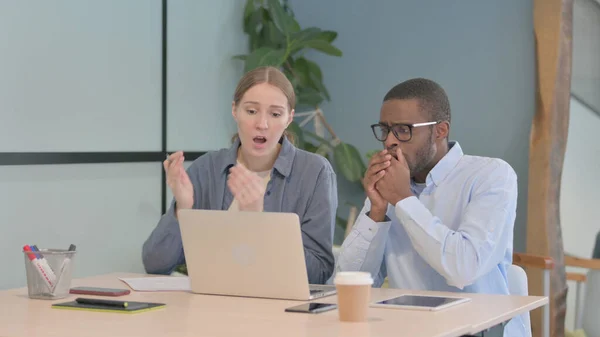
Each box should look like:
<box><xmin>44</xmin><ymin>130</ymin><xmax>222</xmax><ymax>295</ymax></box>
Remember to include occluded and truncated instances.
<box><xmin>23</xmin><ymin>248</ymin><xmax>76</xmax><ymax>299</ymax></box>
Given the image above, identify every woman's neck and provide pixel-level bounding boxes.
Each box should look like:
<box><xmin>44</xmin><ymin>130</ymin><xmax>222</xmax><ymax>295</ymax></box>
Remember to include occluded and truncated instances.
<box><xmin>238</xmin><ymin>144</ymin><xmax>281</xmax><ymax>172</ymax></box>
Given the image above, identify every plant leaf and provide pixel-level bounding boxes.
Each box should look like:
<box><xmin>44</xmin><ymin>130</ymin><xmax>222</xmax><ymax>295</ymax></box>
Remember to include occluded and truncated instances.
<box><xmin>305</xmin><ymin>59</ymin><xmax>322</xmax><ymax>81</ymax></box>
<box><xmin>244</xmin><ymin>47</ymin><xmax>286</xmax><ymax>72</ymax></box>
<box><xmin>174</xmin><ymin>264</ymin><xmax>188</xmax><ymax>275</ymax></box>
<box><xmin>301</xmin><ymin>59</ymin><xmax>330</xmax><ymax>100</ymax></box>
<box><xmin>304</xmin><ymin>40</ymin><xmax>343</xmax><ymax>57</ymax></box>
<box><xmin>244</xmin><ymin>7</ymin><xmax>264</xmax><ymax>36</ymax></box>
<box><xmin>290</xmin><ymin>27</ymin><xmax>322</xmax><ymax>43</ymax></box>
<box><xmin>308</xmin><ymin>73</ymin><xmax>329</xmax><ymax>101</ymax></box>
<box><xmin>267</xmin><ymin>0</ymin><xmax>298</xmax><ymax>35</ymax></box>
<box><xmin>292</xmin><ymin>57</ymin><xmax>329</xmax><ymax>102</ymax></box>
<box><xmin>291</xmin><ymin>57</ymin><xmax>311</xmax><ymax>87</ymax></box>
<box><xmin>289</xmin><ymin>30</ymin><xmax>343</xmax><ymax>57</ymax></box>
<box><xmin>296</xmin><ymin>87</ymin><xmax>324</xmax><ymax>107</ymax></box>
<box><xmin>289</xmin><ymin>28</ymin><xmax>323</xmax><ymax>54</ymax></box>
<box><xmin>336</xmin><ymin>215</ymin><xmax>348</xmax><ymax>228</ymax></box>
<box><xmin>319</xmin><ymin>30</ymin><xmax>338</xmax><ymax>43</ymax></box>
<box><xmin>334</xmin><ymin>215</ymin><xmax>348</xmax><ymax>245</ymax></box>
<box><xmin>246</xmin><ymin>9</ymin><xmax>266</xmax><ymax>50</ymax></box>
<box><xmin>315</xmin><ymin>143</ymin><xmax>330</xmax><ymax>158</ymax></box>
<box><xmin>288</xmin><ymin>18</ymin><xmax>301</xmax><ymax>34</ymax></box>
<box><xmin>282</xmin><ymin>62</ymin><xmax>300</xmax><ymax>88</ymax></box>
<box><xmin>285</xmin><ymin>121</ymin><xmax>304</xmax><ymax>148</ymax></box>
<box><xmin>365</xmin><ymin>149</ymin><xmax>380</xmax><ymax>161</ymax></box>
<box><xmin>297</xmin><ymin>140</ymin><xmax>329</xmax><ymax>161</ymax></box>
<box><xmin>304</xmin><ymin>130</ymin><xmax>331</xmax><ymax>147</ymax></box>
<box><xmin>232</xmin><ymin>54</ymin><xmax>247</xmax><ymax>61</ymax></box>
<box><xmin>333</xmin><ymin>143</ymin><xmax>366</xmax><ymax>183</ymax></box>
<box><xmin>263</xmin><ymin>21</ymin><xmax>286</xmax><ymax>48</ymax></box>
<box><xmin>243</xmin><ymin>0</ymin><xmax>255</xmax><ymax>32</ymax></box>
<box><xmin>303</xmin><ymin>142</ymin><xmax>318</xmax><ymax>153</ymax></box>
<box><xmin>310</xmin><ymin>75</ymin><xmax>330</xmax><ymax>101</ymax></box>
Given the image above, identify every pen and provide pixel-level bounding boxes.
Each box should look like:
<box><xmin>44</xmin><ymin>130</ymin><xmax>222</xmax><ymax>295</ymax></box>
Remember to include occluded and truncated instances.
<box><xmin>52</xmin><ymin>244</ymin><xmax>76</xmax><ymax>293</ymax></box>
<box><xmin>30</xmin><ymin>245</ymin><xmax>42</xmax><ymax>259</ymax></box>
<box><xmin>31</xmin><ymin>245</ymin><xmax>57</xmax><ymax>282</ymax></box>
<box><xmin>76</xmin><ymin>297</ymin><xmax>129</xmax><ymax>308</ymax></box>
<box><xmin>23</xmin><ymin>245</ymin><xmax>54</xmax><ymax>290</ymax></box>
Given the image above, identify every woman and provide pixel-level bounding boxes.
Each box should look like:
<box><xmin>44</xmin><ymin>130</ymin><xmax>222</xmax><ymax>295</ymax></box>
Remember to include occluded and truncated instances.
<box><xmin>142</xmin><ymin>66</ymin><xmax>338</xmax><ymax>285</ymax></box>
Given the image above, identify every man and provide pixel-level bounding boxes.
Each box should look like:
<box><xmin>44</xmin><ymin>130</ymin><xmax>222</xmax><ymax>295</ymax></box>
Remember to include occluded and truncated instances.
<box><xmin>336</xmin><ymin>78</ymin><xmax>523</xmax><ymax>336</ymax></box>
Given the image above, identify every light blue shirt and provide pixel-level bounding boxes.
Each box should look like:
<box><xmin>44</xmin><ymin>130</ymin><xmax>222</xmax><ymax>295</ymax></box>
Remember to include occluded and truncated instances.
<box><xmin>335</xmin><ymin>141</ymin><xmax>524</xmax><ymax>337</ymax></box>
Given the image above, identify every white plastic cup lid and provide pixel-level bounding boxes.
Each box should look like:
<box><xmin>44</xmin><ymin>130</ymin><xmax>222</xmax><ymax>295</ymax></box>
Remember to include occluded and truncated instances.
<box><xmin>333</xmin><ymin>271</ymin><xmax>374</xmax><ymax>286</ymax></box>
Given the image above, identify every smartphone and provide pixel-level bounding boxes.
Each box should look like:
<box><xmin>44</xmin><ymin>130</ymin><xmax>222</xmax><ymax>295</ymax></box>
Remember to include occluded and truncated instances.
<box><xmin>285</xmin><ymin>302</ymin><xmax>337</xmax><ymax>314</ymax></box>
<box><xmin>69</xmin><ymin>287</ymin><xmax>130</xmax><ymax>296</ymax></box>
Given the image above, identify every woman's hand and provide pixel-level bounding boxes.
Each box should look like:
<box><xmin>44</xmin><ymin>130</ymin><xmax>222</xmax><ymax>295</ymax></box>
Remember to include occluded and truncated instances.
<box><xmin>164</xmin><ymin>151</ymin><xmax>194</xmax><ymax>210</ymax></box>
<box><xmin>227</xmin><ymin>164</ymin><xmax>266</xmax><ymax>212</ymax></box>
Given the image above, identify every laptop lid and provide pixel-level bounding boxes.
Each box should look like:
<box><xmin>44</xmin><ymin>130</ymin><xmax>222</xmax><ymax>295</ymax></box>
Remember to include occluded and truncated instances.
<box><xmin>178</xmin><ymin>209</ymin><xmax>314</xmax><ymax>300</ymax></box>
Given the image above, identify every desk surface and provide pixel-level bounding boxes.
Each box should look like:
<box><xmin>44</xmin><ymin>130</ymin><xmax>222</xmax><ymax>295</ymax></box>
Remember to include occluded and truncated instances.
<box><xmin>0</xmin><ymin>272</ymin><xmax>547</xmax><ymax>337</ymax></box>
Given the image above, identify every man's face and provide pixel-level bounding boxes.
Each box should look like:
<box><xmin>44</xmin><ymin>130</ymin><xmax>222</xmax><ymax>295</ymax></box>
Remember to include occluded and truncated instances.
<box><xmin>378</xmin><ymin>98</ymin><xmax>437</xmax><ymax>175</ymax></box>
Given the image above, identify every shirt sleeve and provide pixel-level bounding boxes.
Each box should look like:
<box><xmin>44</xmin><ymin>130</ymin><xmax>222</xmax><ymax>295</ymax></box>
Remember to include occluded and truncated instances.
<box><xmin>394</xmin><ymin>161</ymin><xmax>518</xmax><ymax>289</ymax></box>
<box><xmin>142</xmin><ymin>161</ymin><xmax>204</xmax><ymax>275</ymax></box>
<box><xmin>141</xmin><ymin>200</ymin><xmax>187</xmax><ymax>275</ymax></box>
<box><xmin>335</xmin><ymin>198</ymin><xmax>392</xmax><ymax>287</ymax></box>
<box><xmin>301</xmin><ymin>165</ymin><xmax>338</xmax><ymax>285</ymax></box>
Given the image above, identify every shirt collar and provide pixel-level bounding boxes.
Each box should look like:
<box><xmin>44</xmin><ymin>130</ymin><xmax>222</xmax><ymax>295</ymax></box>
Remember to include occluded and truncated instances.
<box><xmin>425</xmin><ymin>140</ymin><xmax>464</xmax><ymax>186</ymax></box>
<box><xmin>221</xmin><ymin>136</ymin><xmax>296</xmax><ymax>177</ymax></box>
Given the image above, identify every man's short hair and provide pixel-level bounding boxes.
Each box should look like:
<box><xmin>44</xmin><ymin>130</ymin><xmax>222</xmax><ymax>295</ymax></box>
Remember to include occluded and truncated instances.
<box><xmin>383</xmin><ymin>78</ymin><xmax>451</xmax><ymax>123</ymax></box>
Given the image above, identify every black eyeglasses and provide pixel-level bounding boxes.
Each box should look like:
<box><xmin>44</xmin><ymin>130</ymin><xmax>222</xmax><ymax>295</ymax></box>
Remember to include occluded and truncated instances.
<box><xmin>370</xmin><ymin>121</ymin><xmax>440</xmax><ymax>142</ymax></box>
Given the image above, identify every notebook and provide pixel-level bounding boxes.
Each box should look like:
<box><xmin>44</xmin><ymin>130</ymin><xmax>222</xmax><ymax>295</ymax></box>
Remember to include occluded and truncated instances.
<box><xmin>52</xmin><ymin>299</ymin><xmax>165</xmax><ymax>314</ymax></box>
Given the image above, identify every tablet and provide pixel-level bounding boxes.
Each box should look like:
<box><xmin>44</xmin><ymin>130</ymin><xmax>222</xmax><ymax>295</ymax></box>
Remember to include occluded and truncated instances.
<box><xmin>370</xmin><ymin>294</ymin><xmax>471</xmax><ymax>311</ymax></box>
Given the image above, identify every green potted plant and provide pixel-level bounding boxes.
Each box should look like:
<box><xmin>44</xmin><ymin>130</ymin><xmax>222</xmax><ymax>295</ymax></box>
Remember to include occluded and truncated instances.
<box><xmin>234</xmin><ymin>0</ymin><xmax>374</xmax><ymax>244</ymax></box>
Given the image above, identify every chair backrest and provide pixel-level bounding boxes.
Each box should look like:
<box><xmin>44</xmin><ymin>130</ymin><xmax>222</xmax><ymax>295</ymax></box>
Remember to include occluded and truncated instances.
<box><xmin>593</xmin><ymin>232</ymin><xmax>600</xmax><ymax>259</ymax></box>
<box><xmin>508</xmin><ymin>264</ymin><xmax>529</xmax><ymax>296</ymax></box>
<box><xmin>507</xmin><ymin>264</ymin><xmax>533</xmax><ymax>337</ymax></box>
<box><xmin>582</xmin><ymin>269</ymin><xmax>600</xmax><ymax>337</ymax></box>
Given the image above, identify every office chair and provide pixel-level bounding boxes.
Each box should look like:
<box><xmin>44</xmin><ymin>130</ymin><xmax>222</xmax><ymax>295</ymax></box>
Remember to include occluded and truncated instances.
<box><xmin>565</xmin><ymin>237</ymin><xmax>600</xmax><ymax>336</ymax></box>
<box><xmin>512</xmin><ymin>252</ymin><xmax>554</xmax><ymax>337</ymax></box>
<box><xmin>508</xmin><ymin>264</ymin><xmax>533</xmax><ymax>337</ymax></box>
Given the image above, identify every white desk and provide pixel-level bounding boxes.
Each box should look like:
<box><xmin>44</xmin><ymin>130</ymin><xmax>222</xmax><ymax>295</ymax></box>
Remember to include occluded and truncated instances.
<box><xmin>0</xmin><ymin>273</ymin><xmax>547</xmax><ymax>337</ymax></box>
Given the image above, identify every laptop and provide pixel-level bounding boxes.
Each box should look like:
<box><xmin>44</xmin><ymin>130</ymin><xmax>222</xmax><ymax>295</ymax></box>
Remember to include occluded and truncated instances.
<box><xmin>177</xmin><ymin>209</ymin><xmax>337</xmax><ymax>301</ymax></box>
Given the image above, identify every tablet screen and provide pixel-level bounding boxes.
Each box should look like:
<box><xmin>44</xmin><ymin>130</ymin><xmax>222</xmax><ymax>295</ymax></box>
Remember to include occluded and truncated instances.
<box><xmin>376</xmin><ymin>295</ymin><xmax>464</xmax><ymax>308</ymax></box>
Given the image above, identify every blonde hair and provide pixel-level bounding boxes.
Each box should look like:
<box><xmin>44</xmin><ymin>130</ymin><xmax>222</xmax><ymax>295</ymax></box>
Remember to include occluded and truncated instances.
<box><xmin>231</xmin><ymin>66</ymin><xmax>296</xmax><ymax>145</ymax></box>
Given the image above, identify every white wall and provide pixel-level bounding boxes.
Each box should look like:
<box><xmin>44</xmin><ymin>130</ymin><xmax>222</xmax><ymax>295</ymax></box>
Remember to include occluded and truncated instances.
<box><xmin>165</xmin><ymin>0</ymin><xmax>246</xmax><ymax>207</ymax></box>
<box><xmin>0</xmin><ymin>0</ymin><xmax>246</xmax><ymax>290</ymax></box>
<box><xmin>0</xmin><ymin>1</ymin><xmax>162</xmax><ymax>152</ymax></box>
<box><xmin>560</xmin><ymin>97</ymin><xmax>600</xmax><ymax>330</ymax></box>
<box><xmin>0</xmin><ymin>163</ymin><xmax>161</xmax><ymax>289</ymax></box>
<box><xmin>167</xmin><ymin>1</ymin><xmax>244</xmax><ymax>152</ymax></box>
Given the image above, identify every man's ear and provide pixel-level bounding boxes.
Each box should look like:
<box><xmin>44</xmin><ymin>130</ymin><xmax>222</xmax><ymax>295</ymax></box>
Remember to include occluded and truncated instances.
<box><xmin>436</xmin><ymin>121</ymin><xmax>450</xmax><ymax>140</ymax></box>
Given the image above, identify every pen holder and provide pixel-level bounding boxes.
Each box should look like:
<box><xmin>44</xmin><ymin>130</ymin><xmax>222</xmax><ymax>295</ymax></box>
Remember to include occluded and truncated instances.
<box><xmin>23</xmin><ymin>248</ymin><xmax>76</xmax><ymax>300</ymax></box>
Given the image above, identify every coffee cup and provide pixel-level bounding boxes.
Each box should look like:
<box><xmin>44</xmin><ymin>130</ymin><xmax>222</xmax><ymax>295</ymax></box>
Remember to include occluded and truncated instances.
<box><xmin>333</xmin><ymin>272</ymin><xmax>373</xmax><ymax>322</ymax></box>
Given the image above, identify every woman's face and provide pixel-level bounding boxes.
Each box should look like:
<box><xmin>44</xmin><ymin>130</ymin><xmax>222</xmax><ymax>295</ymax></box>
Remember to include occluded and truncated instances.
<box><xmin>232</xmin><ymin>82</ymin><xmax>294</xmax><ymax>158</ymax></box>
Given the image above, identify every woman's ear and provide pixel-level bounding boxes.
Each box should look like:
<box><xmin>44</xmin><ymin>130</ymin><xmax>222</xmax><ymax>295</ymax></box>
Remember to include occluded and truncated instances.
<box><xmin>231</xmin><ymin>101</ymin><xmax>238</xmax><ymax>121</ymax></box>
<box><xmin>286</xmin><ymin>108</ymin><xmax>295</xmax><ymax>127</ymax></box>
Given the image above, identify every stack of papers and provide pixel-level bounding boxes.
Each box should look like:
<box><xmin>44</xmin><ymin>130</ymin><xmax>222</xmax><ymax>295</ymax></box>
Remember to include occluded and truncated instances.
<box><xmin>118</xmin><ymin>276</ymin><xmax>191</xmax><ymax>292</ymax></box>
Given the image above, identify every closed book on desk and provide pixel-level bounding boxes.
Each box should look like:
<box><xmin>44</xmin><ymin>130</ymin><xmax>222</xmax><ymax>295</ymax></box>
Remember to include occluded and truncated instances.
<box><xmin>52</xmin><ymin>299</ymin><xmax>165</xmax><ymax>314</ymax></box>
